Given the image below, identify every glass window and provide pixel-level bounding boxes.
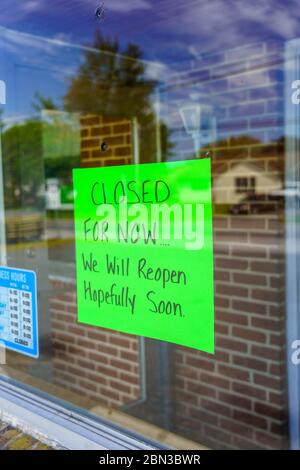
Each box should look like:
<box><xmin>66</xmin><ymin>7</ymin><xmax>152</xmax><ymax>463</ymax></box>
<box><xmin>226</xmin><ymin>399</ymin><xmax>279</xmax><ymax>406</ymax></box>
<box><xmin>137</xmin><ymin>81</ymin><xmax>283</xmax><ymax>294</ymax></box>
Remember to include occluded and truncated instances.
<box><xmin>0</xmin><ymin>0</ymin><xmax>299</xmax><ymax>450</ymax></box>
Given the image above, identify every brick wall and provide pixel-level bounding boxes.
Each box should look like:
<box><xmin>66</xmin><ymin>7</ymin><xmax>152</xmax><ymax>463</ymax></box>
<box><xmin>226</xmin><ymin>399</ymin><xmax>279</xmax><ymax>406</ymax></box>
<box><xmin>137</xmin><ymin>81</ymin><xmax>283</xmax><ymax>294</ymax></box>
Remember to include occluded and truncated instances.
<box><xmin>50</xmin><ymin>278</ymin><xmax>141</xmax><ymax>408</ymax></box>
<box><xmin>50</xmin><ymin>41</ymin><xmax>289</xmax><ymax>448</ymax></box>
<box><xmin>165</xmin><ymin>41</ymin><xmax>288</xmax><ymax>449</ymax></box>
<box><xmin>80</xmin><ymin>115</ymin><xmax>132</xmax><ymax>168</ymax></box>
<box><xmin>50</xmin><ymin>115</ymin><xmax>140</xmax><ymax>409</ymax></box>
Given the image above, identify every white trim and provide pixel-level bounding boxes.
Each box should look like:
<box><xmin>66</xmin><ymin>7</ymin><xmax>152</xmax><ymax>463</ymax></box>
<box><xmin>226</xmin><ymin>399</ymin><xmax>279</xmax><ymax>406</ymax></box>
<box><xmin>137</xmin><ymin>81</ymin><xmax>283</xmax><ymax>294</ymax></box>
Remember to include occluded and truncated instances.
<box><xmin>0</xmin><ymin>378</ymin><xmax>162</xmax><ymax>450</ymax></box>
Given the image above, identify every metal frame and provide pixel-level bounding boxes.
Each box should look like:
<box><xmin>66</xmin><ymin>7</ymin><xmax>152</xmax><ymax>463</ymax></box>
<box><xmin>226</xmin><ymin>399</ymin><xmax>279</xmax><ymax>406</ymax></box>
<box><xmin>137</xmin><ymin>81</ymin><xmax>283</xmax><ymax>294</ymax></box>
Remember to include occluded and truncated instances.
<box><xmin>0</xmin><ymin>376</ymin><xmax>164</xmax><ymax>450</ymax></box>
<box><xmin>285</xmin><ymin>39</ymin><xmax>300</xmax><ymax>450</ymax></box>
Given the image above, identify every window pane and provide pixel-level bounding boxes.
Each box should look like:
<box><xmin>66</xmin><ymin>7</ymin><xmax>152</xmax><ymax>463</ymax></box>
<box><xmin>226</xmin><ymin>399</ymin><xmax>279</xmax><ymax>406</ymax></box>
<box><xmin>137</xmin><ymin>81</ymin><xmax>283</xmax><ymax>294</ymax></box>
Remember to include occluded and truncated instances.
<box><xmin>0</xmin><ymin>0</ymin><xmax>298</xmax><ymax>450</ymax></box>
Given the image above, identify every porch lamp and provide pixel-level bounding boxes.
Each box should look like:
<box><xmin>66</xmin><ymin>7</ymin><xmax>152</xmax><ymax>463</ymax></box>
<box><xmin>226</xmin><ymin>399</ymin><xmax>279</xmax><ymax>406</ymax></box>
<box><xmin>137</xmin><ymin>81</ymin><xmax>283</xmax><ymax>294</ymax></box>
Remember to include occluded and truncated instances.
<box><xmin>179</xmin><ymin>102</ymin><xmax>216</xmax><ymax>158</ymax></box>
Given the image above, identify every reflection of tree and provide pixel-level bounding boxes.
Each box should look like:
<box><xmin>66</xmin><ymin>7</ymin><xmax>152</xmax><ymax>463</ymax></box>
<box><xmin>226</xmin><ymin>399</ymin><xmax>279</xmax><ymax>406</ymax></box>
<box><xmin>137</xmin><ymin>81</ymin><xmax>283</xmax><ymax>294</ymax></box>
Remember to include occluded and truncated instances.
<box><xmin>33</xmin><ymin>92</ymin><xmax>58</xmax><ymax>112</ymax></box>
<box><xmin>1</xmin><ymin>34</ymin><xmax>174</xmax><ymax>210</ymax></box>
<box><xmin>64</xmin><ymin>32</ymin><xmax>173</xmax><ymax>162</ymax></box>
<box><xmin>1</xmin><ymin>119</ymin><xmax>78</xmax><ymax>209</ymax></box>
<box><xmin>1</xmin><ymin>120</ymin><xmax>43</xmax><ymax>209</ymax></box>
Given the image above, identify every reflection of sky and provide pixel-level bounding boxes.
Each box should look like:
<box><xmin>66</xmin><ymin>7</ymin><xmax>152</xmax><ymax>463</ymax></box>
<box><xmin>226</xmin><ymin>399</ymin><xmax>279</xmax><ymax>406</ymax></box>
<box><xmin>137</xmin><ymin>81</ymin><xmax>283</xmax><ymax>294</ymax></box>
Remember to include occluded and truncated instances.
<box><xmin>0</xmin><ymin>0</ymin><xmax>296</xmax><ymax>135</ymax></box>
<box><xmin>1</xmin><ymin>0</ymin><xmax>299</xmax><ymax>63</ymax></box>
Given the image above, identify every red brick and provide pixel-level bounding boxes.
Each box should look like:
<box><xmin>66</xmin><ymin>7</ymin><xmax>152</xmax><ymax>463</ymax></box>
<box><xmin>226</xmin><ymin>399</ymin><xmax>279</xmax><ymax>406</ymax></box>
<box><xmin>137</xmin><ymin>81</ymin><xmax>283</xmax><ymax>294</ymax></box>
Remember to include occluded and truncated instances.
<box><xmin>68</xmin><ymin>345</ymin><xmax>83</xmax><ymax>356</ymax></box>
<box><xmin>215</xmin><ymin>258</ymin><xmax>248</xmax><ymax>270</ymax></box>
<box><xmin>120</xmin><ymin>350</ymin><xmax>138</xmax><ymax>362</ymax></box>
<box><xmin>201</xmin><ymin>399</ymin><xmax>232</xmax><ymax>418</ymax></box>
<box><xmin>96</xmin><ymin>364</ymin><xmax>118</xmax><ymax>378</ymax></box>
<box><xmin>87</xmin><ymin>330</ymin><xmax>107</xmax><ymax>342</ymax></box>
<box><xmin>219</xmin><ymin>312</ymin><xmax>248</xmax><ymax>326</ymax></box>
<box><xmin>232</xmin><ymin>382</ymin><xmax>266</xmax><ymax>400</ymax></box>
<box><xmin>176</xmin><ymin>391</ymin><xmax>198</xmax><ymax>406</ymax></box>
<box><xmin>81</xmin><ymin>138</ymin><xmax>99</xmax><ymax>148</ymax></box>
<box><xmin>218</xmin><ymin>365</ymin><xmax>250</xmax><ymax>382</ymax></box>
<box><xmin>269</xmin><ymin>392</ymin><xmax>285</xmax><ymax>407</ymax></box>
<box><xmin>270</xmin><ymin>333</ymin><xmax>285</xmax><ymax>347</ymax></box>
<box><xmin>187</xmin><ymin>380</ymin><xmax>217</xmax><ymax>398</ymax></box>
<box><xmin>252</xmin><ymin>288</ymin><xmax>280</xmax><ymax>303</ymax></box>
<box><xmin>109</xmin><ymin>380</ymin><xmax>131</xmax><ymax>394</ymax></box>
<box><xmin>97</xmin><ymin>343</ymin><xmax>119</xmax><ymax>356</ymax></box>
<box><xmin>231</xmin><ymin>217</ymin><xmax>266</xmax><ymax>230</ymax></box>
<box><xmin>214</xmin><ymin>230</ymin><xmax>248</xmax><ymax>243</ymax></box>
<box><xmin>217</xmin><ymin>337</ymin><xmax>248</xmax><ymax>353</ymax></box>
<box><xmin>251</xmin><ymin>345</ymin><xmax>280</xmax><ymax>361</ymax></box>
<box><xmin>232</xmin><ymin>299</ymin><xmax>267</xmax><ymax>315</ymax></box>
<box><xmin>98</xmin><ymin>387</ymin><xmax>120</xmax><ymax>402</ymax></box>
<box><xmin>113</xmin><ymin>146</ymin><xmax>131</xmax><ymax>157</ymax></box>
<box><xmin>213</xmin><ymin>217</ymin><xmax>228</xmax><ymax>229</ymax></box>
<box><xmin>233</xmin><ymin>272</ymin><xmax>267</xmax><ymax>286</ymax></box>
<box><xmin>204</xmin><ymin>425</ymin><xmax>232</xmax><ymax>444</ymax></box>
<box><xmin>80</xmin><ymin>150</ymin><xmax>90</xmax><ymax>160</ymax></box>
<box><xmin>88</xmin><ymin>351</ymin><xmax>109</xmax><ymax>364</ymax></box>
<box><xmin>233</xmin><ymin>354</ymin><xmax>267</xmax><ymax>372</ymax></box>
<box><xmin>81</xmin><ymin>129</ymin><xmax>89</xmax><ymax>137</ymax></box>
<box><xmin>107</xmin><ymin>136</ymin><xmax>125</xmax><ymax>146</ymax></box>
<box><xmin>233</xmin><ymin>326</ymin><xmax>266</xmax><ymax>343</ymax></box>
<box><xmin>218</xmin><ymin>391</ymin><xmax>252</xmax><ymax>410</ymax></box>
<box><xmin>113</xmin><ymin>124</ymin><xmax>130</xmax><ymax>134</ymax></box>
<box><xmin>249</xmin><ymin>232</ymin><xmax>281</xmax><ymax>245</ymax></box>
<box><xmin>76</xmin><ymin>358</ymin><xmax>96</xmax><ymax>371</ymax></box>
<box><xmin>92</xmin><ymin>149</ymin><xmax>113</xmax><ymax>158</ymax></box>
<box><xmin>232</xmin><ymin>435</ymin><xmax>264</xmax><ymax>450</ymax></box>
<box><xmin>215</xmin><ymin>296</ymin><xmax>230</xmax><ymax>309</ymax></box>
<box><xmin>270</xmin><ymin>276</ymin><xmax>284</xmax><ymax>289</ymax></box>
<box><xmin>250</xmin><ymin>260</ymin><xmax>279</xmax><ymax>274</ymax></box>
<box><xmin>254</xmin><ymin>402</ymin><xmax>285</xmax><ymax>421</ymax></box>
<box><xmin>78</xmin><ymin>379</ymin><xmax>97</xmax><ymax>393</ymax></box>
<box><xmin>254</xmin><ymin>373</ymin><xmax>283</xmax><ymax>391</ymax></box>
<box><xmin>185</xmin><ymin>355</ymin><xmax>215</xmax><ymax>371</ymax></box>
<box><xmin>110</xmin><ymin>358</ymin><xmax>132</xmax><ymax>372</ymax></box>
<box><xmin>215</xmin><ymin>323</ymin><xmax>229</xmax><ymax>335</ymax></box>
<box><xmin>104</xmin><ymin>158</ymin><xmax>126</xmax><ymax>166</ymax></box>
<box><xmin>87</xmin><ymin>372</ymin><xmax>107</xmax><ymax>386</ymax></box>
<box><xmin>214</xmin><ymin>270</ymin><xmax>230</xmax><ymax>282</ymax></box>
<box><xmin>251</xmin><ymin>317</ymin><xmax>282</xmax><ymax>331</ymax></box>
<box><xmin>220</xmin><ymin>418</ymin><xmax>253</xmax><ymax>437</ymax></box>
<box><xmin>216</xmin><ymin>283</ymin><xmax>248</xmax><ymax>297</ymax></box>
<box><xmin>233</xmin><ymin>409</ymin><xmax>268</xmax><ymax>430</ymax></box>
<box><xmin>109</xmin><ymin>335</ymin><xmax>131</xmax><ymax>349</ymax></box>
<box><xmin>200</xmin><ymin>372</ymin><xmax>230</xmax><ymax>390</ymax></box>
<box><xmin>120</xmin><ymin>372</ymin><xmax>139</xmax><ymax>386</ymax></box>
<box><xmin>232</xmin><ymin>244</ymin><xmax>267</xmax><ymax>258</ymax></box>
<box><xmin>255</xmin><ymin>430</ymin><xmax>283</xmax><ymax>449</ymax></box>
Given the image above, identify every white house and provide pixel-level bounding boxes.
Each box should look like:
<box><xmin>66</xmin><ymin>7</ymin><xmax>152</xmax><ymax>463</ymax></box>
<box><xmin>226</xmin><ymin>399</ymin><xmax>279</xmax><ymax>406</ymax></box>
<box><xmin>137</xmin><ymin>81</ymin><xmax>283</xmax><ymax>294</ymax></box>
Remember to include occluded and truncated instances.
<box><xmin>213</xmin><ymin>161</ymin><xmax>282</xmax><ymax>204</ymax></box>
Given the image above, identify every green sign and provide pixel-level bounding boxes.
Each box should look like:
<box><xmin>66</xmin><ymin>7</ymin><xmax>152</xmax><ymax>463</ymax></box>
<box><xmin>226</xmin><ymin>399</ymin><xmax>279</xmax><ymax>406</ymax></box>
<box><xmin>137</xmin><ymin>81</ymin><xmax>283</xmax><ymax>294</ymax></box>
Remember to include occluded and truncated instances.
<box><xmin>60</xmin><ymin>185</ymin><xmax>74</xmax><ymax>204</ymax></box>
<box><xmin>73</xmin><ymin>159</ymin><xmax>214</xmax><ymax>353</ymax></box>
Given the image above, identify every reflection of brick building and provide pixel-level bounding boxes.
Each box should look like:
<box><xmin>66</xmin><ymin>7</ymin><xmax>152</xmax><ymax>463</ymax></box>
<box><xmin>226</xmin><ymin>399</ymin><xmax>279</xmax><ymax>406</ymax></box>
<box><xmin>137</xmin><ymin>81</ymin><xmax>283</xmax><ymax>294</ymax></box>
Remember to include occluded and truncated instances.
<box><xmin>168</xmin><ymin>41</ymin><xmax>287</xmax><ymax>449</ymax></box>
<box><xmin>50</xmin><ymin>41</ymin><xmax>288</xmax><ymax>449</ymax></box>
<box><xmin>50</xmin><ymin>115</ymin><xmax>140</xmax><ymax>408</ymax></box>
<box><xmin>79</xmin><ymin>115</ymin><xmax>133</xmax><ymax>168</ymax></box>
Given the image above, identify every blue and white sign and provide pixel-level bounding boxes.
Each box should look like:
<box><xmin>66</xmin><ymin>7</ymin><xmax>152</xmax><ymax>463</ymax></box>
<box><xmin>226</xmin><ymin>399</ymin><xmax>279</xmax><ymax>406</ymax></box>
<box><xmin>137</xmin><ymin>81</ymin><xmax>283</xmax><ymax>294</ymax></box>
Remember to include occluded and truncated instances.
<box><xmin>0</xmin><ymin>267</ymin><xmax>39</xmax><ymax>358</ymax></box>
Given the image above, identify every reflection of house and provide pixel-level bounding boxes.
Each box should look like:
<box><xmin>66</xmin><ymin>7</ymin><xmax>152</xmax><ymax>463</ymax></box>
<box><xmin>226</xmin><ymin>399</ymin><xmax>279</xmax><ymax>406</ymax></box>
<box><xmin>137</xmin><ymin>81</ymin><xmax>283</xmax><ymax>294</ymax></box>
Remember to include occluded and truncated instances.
<box><xmin>213</xmin><ymin>161</ymin><xmax>282</xmax><ymax>204</ymax></box>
